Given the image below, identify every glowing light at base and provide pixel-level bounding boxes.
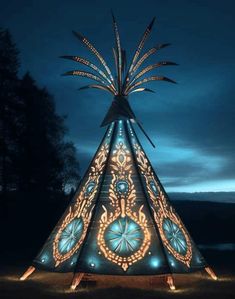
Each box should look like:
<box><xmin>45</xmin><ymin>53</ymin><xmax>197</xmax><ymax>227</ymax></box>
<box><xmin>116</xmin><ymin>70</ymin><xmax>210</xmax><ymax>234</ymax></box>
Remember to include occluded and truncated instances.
<box><xmin>205</xmin><ymin>267</ymin><xmax>218</xmax><ymax>280</ymax></box>
<box><xmin>20</xmin><ymin>266</ymin><xmax>35</xmax><ymax>281</ymax></box>
<box><xmin>167</xmin><ymin>275</ymin><xmax>176</xmax><ymax>291</ymax></box>
<box><xmin>150</xmin><ymin>257</ymin><xmax>160</xmax><ymax>268</ymax></box>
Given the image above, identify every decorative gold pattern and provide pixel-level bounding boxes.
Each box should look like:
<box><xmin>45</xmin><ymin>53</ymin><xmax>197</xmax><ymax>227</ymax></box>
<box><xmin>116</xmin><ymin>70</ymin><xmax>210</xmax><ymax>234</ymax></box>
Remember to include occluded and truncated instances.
<box><xmin>134</xmin><ymin>143</ymin><xmax>192</xmax><ymax>267</ymax></box>
<box><xmin>53</xmin><ymin>142</ymin><xmax>110</xmax><ymax>267</ymax></box>
<box><xmin>74</xmin><ymin>31</ymin><xmax>115</xmax><ymax>84</ymax></box>
<box><xmin>131</xmin><ymin>44</ymin><xmax>170</xmax><ymax>75</ymax></box>
<box><xmin>97</xmin><ymin>141</ymin><xmax>151</xmax><ymax>271</ymax></box>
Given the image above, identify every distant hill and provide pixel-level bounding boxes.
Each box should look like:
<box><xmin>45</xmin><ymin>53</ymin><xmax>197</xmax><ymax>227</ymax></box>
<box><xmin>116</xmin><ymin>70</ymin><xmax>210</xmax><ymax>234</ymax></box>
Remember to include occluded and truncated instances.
<box><xmin>169</xmin><ymin>192</ymin><xmax>235</xmax><ymax>203</ymax></box>
<box><xmin>169</xmin><ymin>199</ymin><xmax>235</xmax><ymax>245</ymax></box>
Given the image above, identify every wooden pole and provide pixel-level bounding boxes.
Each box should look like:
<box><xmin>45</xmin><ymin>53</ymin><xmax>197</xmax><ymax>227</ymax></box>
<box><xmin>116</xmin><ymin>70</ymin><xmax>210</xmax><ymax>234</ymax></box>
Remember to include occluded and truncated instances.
<box><xmin>166</xmin><ymin>275</ymin><xmax>176</xmax><ymax>290</ymax></box>
<box><xmin>20</xmin><ymin>266</ymin><xmax>35</xmax><ymax>281</ymax></box>
<box><xmin>205</xmin><ymin>267</ymin><xmax>218</xmax><ymax>280</ymax></box>
<box><xmin>136</xmin><ymin>121</ymin><xmax>156</xmax><ymax>148</ymax></box>
<box><xmin>70</xmin><ymin>273</ymin><xmax>84</xmax><ymax>290</ymax></box>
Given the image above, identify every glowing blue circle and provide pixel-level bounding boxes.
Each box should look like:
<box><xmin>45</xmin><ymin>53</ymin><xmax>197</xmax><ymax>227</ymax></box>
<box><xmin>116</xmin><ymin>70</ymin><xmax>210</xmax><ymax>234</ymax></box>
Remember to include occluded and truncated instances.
<box><xmin>58</xmin><ymin>217</ymin><xmax>84</xmax><ymax>254</ymax></box>
<box><xmin>116</xmin><ymin>180</ymin><xmax>129</xmax><ymax>194</ymax></box>
<box><xmin>105</xmin><ymin>217</ymin><xmax>144</xmax><ymax>257</ymax></box>
<box><xmin>162</xmin><ymin>218</ymin><xmax>187</xmax><ymax>255</ymax></box>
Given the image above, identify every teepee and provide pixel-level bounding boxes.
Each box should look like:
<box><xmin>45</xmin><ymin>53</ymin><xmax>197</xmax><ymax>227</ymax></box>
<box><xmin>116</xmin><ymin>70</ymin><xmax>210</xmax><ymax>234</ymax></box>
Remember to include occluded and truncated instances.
<box><xmin>20</xmin><ymin>14</ymin><xmax>217</xmax><ymax>290</ymax></box>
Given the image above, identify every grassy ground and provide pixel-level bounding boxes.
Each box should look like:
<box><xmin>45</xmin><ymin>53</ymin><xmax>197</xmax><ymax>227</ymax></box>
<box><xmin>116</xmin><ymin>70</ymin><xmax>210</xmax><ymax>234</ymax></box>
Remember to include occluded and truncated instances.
<box><xmin>1</xmin><ymin>264</ymin><xmax>234</xmax><ymax>299</ymax></box>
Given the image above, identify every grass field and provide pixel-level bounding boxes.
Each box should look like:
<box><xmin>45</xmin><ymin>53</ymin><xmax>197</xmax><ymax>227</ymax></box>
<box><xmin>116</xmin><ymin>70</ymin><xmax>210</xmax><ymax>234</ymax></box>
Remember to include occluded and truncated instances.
<box><xmin>1</xmin><ymin>259</ymin><xmax>234</xmax><ymax>299</ymax></box>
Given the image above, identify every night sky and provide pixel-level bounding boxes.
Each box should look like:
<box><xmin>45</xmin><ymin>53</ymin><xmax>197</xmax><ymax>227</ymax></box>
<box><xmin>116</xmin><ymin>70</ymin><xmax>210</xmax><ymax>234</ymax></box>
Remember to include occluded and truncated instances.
<box><xmin>1</xmin><ymin>0</ymin><xmax>235</xmax><ymax>192</ymax></box>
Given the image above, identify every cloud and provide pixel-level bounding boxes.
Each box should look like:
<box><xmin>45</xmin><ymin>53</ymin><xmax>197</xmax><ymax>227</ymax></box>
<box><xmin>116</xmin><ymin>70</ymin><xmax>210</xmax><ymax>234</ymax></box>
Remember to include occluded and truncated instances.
<box><xmin>2</xmin><ymin>0</ymin><xmax>235</xmax><ymax>191</ymax></box>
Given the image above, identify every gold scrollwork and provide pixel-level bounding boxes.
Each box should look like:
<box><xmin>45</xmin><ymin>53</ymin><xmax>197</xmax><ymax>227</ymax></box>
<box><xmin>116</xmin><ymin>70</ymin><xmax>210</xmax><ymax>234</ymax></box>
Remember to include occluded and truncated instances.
<box><xmin>134</xmin><ymin>143</ymin><xmax>192</xmax><ymax>267</ymax></box>
<box><xmin>53</xmin><ymin>143</ymin><xmax>110</xmax><ymax>267</ymax></box>
<box><xmin>152</xmin><ymin>207</ymin><xmax>192</xmax><ymax>267</ymax></box>
<box><xmin>97</xmin><ymin>142</ymin><xmax>151</xmax><ymax>271</ymax></box>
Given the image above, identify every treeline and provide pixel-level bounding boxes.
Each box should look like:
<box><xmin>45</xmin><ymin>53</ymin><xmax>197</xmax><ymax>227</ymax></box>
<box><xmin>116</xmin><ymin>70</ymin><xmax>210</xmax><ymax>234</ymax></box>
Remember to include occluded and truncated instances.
<box><xmin>0</xmin><ymin>28</ymin><xmax>80</xmax><ymax>197</ymax></box>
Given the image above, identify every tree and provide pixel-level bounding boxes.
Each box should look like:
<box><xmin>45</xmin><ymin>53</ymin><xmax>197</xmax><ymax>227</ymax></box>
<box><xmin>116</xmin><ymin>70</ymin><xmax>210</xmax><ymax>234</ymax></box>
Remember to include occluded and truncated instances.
<box><xmin>59</xmin><ymin>141</ymin><xmax>80</xmax><ymax>192</ymax></box>
<box><xmin>0</xmin><ymin>28</ymin><xmax>20</xmax><ymax>194</ymax></box>
<box><xmin>0</xmin><ymin>28</ymin><xmax>80</xmax><ymax>197</ymax></box>
<box><xmin>17</xmin><ymin>73</ymin><xmax>80</xmax><ymax>194</ymax></box>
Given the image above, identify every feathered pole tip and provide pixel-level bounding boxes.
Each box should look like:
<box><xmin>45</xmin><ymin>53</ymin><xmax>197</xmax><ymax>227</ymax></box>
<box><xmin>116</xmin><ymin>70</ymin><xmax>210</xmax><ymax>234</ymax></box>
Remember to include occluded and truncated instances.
<box><xmin>110</xmin><ymin>9</ymin><xmax>115</xmax><ymax>21</ymax></box>
<box><xmin>149</xmin><ymin>17</ymin><xmax>156</xmax><ymax>30</ymax></box>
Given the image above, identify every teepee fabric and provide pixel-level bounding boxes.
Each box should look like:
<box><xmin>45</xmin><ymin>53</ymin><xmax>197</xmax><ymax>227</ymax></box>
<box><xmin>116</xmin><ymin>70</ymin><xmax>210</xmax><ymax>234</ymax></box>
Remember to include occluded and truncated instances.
<box><xmin>33</xmin><ymin>119</ymin><xmax>206</xmax><ymax>275</ymax></box>
<box><xmin>25</xmin><ymin>14</ymin><xmax>211</xmax><ymax>283</ymax></box>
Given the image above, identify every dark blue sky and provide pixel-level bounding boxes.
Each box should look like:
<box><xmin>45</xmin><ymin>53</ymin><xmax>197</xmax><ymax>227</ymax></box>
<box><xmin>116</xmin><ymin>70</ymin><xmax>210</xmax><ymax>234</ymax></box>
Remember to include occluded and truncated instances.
<box><xmin>1</xmin><ymin>0</ymin><xmax>235</xmax><ymax>192</ymax></box>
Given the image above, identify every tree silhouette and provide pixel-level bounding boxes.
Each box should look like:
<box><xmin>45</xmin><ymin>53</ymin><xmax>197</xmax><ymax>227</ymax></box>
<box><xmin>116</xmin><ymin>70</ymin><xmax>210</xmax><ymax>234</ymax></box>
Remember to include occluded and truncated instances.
<box><xmin>17</xmin><ymin>73</ymin><xmax>80</xmax><ymax>193</ymax></box>
<box><xmin>0</xmin><ymin>28</ymin><xmax>20</xmax><ymax>195</ymax></box>
<box><xmin>0</xmin><ymin>29</ymin><xmax>80</xmax><ymax>198</ymax></box>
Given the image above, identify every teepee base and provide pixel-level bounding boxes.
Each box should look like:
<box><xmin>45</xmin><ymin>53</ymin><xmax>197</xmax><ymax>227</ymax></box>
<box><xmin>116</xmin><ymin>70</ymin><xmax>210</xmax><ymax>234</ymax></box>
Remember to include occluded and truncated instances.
<box><xmin>20</xmin><ymin>266</ymin><xmax>35</xmax><ymax>281</ymax></box>
<box><xmin>166</xmin><ymin>275</ymin><xmax>176</xmax><ymax>290</ymax></box>
<box><xmin>205</xmin><ymin>267</ymin><xmax>218</xmax><ymax>280</ymax></box>
<box><xmin>70</xmin><ymin>273</ymin><xmax>84</xmax><ymax>290</ymax></box>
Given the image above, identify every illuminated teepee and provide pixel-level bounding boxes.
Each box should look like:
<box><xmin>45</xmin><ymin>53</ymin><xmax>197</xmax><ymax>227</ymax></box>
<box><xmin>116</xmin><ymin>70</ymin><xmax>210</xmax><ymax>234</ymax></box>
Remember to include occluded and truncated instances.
<box><xmin>20</xmin><ymin>14</ymin><xmax>217</xmax><ymax>290</ymax></box>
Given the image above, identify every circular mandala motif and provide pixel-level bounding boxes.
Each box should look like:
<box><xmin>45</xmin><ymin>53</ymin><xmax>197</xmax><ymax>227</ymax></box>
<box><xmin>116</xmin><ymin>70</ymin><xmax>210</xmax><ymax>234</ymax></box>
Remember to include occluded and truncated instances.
<box><xmin>162</xmin><ymin>218</ymin><xmax>187</xmax><ymax>255</ymax></box>
<box><xmin>58</xmin><ymin>218</ymin><xmax>84</xmax><ymax>254</ymax></box>
<box><xmin>85</xmin><ymin>181</ymin><xmax>96</xmax><ymax>195</ymax></box>
<box><xmin>105</xmin><ymin>217</ymin><xmax>144</xmax><ymax>257</ymax></box>
<box><xmin>149</xmin><ymin>180</ymin><xmax>158</xmax><ymax>196</ymax></box>
<box><xmin>116</xmin><ymin>180</ymin><xmax>129</xmax><ymax>194</ymax></box>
